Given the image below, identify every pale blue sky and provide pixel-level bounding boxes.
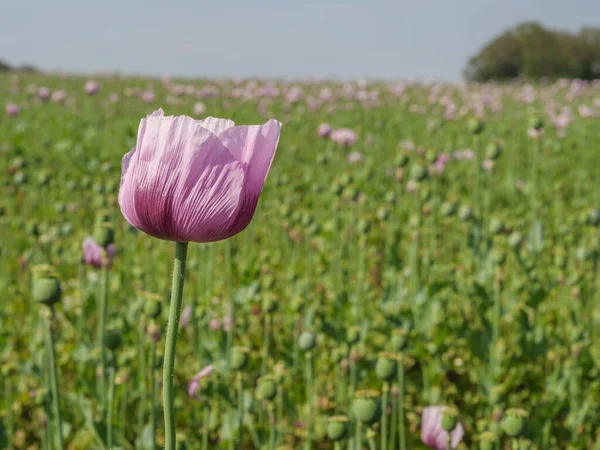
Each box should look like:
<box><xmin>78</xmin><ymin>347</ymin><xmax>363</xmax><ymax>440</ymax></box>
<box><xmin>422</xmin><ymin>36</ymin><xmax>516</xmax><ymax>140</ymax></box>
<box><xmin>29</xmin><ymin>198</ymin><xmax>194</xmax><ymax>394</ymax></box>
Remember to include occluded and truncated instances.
<box><xmin>1</xmin><ymin>0</ymin><xmax>599</xmax><ymax>81</ymax></box>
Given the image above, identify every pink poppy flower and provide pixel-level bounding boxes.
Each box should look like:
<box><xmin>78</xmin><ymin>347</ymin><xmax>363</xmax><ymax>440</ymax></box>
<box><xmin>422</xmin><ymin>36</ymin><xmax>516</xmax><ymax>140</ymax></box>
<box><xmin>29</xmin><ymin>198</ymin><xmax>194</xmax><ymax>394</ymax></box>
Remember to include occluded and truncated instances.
<box><xmin>317</xmin><ymin>123</ymin><xmax>333</xmax><ymax>138</ymax></box>
<box><xmin>109</xmin><ymin>93</ymin><xmax>120</xmax><ymax>103</ymax></box>
<box><xmin>38</xmin><ymin>87</ymin><xmax>51</xmax><ymax>102</ymax></box>
<box><xmin>142</xmin><ymin>90</ymin><xmax>156</xmax><ymax>103</ymax></box>
<box><xmin>482</xmin><ymin>159</ymin><xmax>494</xmax><ymax>171</ymax></box>
<box><xmin>82</xmin><ymin>237</ymin><xmax>116</xmax><ymax>269</ymax></box>
<box><xmin>5</xmin><ymin>103</ymin><xmax>19</xmax><ymax>116</ymax></box>
<box><xmin>421</xmin><ymin>406</ymin><xmax>464</xmax><ymax>450</ymax></box>
<box><xmin>194</xmin><ymin>102</ymin><xmax>206</xmax><ymax>116</ymax></box>
<box><xmin>330</xmin><ymin>128</ymin><xmax>357</xmax><ymax>147</ymax></box>
<box><xmin>188</xmin><ymin>364</ymin><xmax>215</xmax><ymax>398</ymax></box>
<box><xmin>84</xmin><ymin>80</ymin><xmax>99</xmax><ymax>96</ymax></box>
<box><xmin>347</xmin><ymin>151</ymin><xmax>363</xmax><ymax>164</ymax></box>
<box><xmin>118</xmin><ymin>109</ymin><xmax>281</xmax><ymax>243</ymax></box>
<box><xmin>52</xmin><ymin>90</ymin><xmax>67</xmax><ymax>104</ymax></box>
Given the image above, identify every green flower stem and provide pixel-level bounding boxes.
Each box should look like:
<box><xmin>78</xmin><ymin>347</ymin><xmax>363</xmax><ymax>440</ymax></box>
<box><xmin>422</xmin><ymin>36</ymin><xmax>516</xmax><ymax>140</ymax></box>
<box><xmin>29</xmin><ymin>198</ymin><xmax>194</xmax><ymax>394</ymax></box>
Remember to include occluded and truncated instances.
<box><xmin>305</xmin><ymin>351</ymin><xmax>314</xmax><ymax>450</ymax></box>
<box><xmin>397</xmin><ymin>355</ymin><xmax>405</xmax><ymax>450</ymax></box>
<box><xmin>268</xmin><ymin>403</ymin><xmax>277</xmax><ymax>450</ymax></box>
<box><xmin>202</xmin><ymin>403</ymin><xmax>210</xmax><ymax>450</ymax></box>
<box><xmin>151</xmin><ymin>340</ymin><xmax>158</xmax><ymax>450</ymax></box>
<box><xmin>381</xmin><ymin>382</ymin><xmax>389</xmax><ymax>450</ymax></box>
<box><xmin>137</xmin><ymin>322</ymin><xmax>147</xmax><ymax>440</ymax></box>
<box><xmin>45</xmin><ymin>308</ymin><xmax>65</xmax><ymax>450</ymax></box>
<box><xmin>225</xmin><ymin>240</ymin><xmax>234</xmax><ymax>372</ymax></box>
<box><xmin>389</xmin><ymin>386</ymin><xmax>397</xmax><ymax>450</ymax></box>
<box><xmin>6</xmin><ymin>378</ymin><xmax>13</xmax><ymax>448</ymax></box>
<box><xmin>163</xmin><ymin>241</ymin><xmax>189</xmax><ymax>450</ymax></box>
<box><xmin>368</xmin><ymin>432</ymin><xmax>377</xmax><ymax>450</ymax></box>
<box><xmin>261</xmin><ymin>313</ymin><xmax>272</xmax><ymax>375</ymax></box>
<box><xmin>107</xmin><ymin>355</ymin><xmax>116</xmax><ymax>450</ymax></box>
<box><xmin>237</xmin><ymin>373</ymin><xmax>245</xmax><ymax>450</ymax></box>
<box><xmin>334</xmin><ymin>443</ymin><xmax>342</xmax><ymax>450</ymax></box>
<box><xmin>98</xmin><ymin>266</ymin><xmax>110</xmax><ymax>413</ymax></box>
<box><xmin>446</xmin><ymin>433</ymin><xmax>451</xmax><ymax>450</ymax></box>
<box><xmin>355</xmin><ymin>420</ymin><xmax>362</xmax><ymax>450</ymax></box>
<box><xmin>349</xmin><ymin>347</ymin><xmax>357</xmax><ymax>411</ymax></box>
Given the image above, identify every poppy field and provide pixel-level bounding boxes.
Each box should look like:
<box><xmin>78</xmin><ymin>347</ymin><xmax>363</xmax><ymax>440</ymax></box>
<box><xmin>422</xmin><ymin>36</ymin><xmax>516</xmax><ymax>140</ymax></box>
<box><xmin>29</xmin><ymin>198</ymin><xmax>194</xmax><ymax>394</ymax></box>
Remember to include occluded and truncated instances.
<box><xmin>1</xmin><ymin>73</ymin><xmax>600</xmax><ymax>450</ymax></box>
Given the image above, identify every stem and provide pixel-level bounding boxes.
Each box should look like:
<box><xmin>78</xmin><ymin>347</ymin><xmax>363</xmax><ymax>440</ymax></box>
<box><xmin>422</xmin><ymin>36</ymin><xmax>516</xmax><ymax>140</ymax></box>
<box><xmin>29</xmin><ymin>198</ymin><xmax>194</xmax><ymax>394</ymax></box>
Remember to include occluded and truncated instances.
<box><xmin>368</xmin><ymin>434</ymin><xmax>377</xmax><ymax>450</ymax></box>
<box><xmin>262</xmin><ymin>313</ymin><xmax>272</xmax><ymax>375</ymax></box>
<box><xmin>225</xmin><ymin>241</ymin><xmax>234</xmax><ymax>372</ymax></box>
<box><xmin>355</xmin><ymin>420</ymin><xmax>362</xmax><ymax>450</ymax></box>
<box><xmin>446</xmin><ymin>433</ymin><xmax>451</xmax><ymax>450</ymax></box>
<box><xmin>349</xmin><ymin>346</ymin><xmax>357</xmax><ymax>409</ymax></box>
<box><xmin>138</xmin><ymin>321</ymin><xmax>147</xmax><ymax>435</ymax></box>
<box><xmin>268</xmin><ymin>404</ymin><xmax>277</xmax><ymax>450</ymax></box>
<box><xmin>389</xmin><ymin>386</ymin><xmax>397</xmax><ymax>450</ymax></box>
<box><xmin>237</xmin><ymin>373</ymin><xmax>245</xmax><ymax>450</ymax></box>
<box><xmin>335</xmin><ymin>443</ymin><xmax>342</xmax><ymax>450</ymax></box>
<box><xmin>381</xmin><ymin>383</ymin><xmax>389</xmax><ymax>450</ymax></box>
<box><xmin>163</xmin><ymin>241</ymin><xmax>189</xmax><ymax>450</ymax></box>
<box><xmin>98</xmin><ymin>266</ymin><xmax>109</xmax><ymax>413</ymax></box>
<box><xmin>397</xmin><ymin>355</ymin><xmax>405</xmax><ymax>450</ymax></box>
<box><xmin>202</xmin><ymin>403</ymin><xmax>210</xmax><ymax>450</ymax></box>
<box><xmin>45</xmin><ymin>308</ymin><xmax>65</xmax><ymax>450</ymax></box>
<box><xmin>107</xmin><ymin>354</ymin><xmax>116</xmax><ymax>450</ymax></box>
<box><xmin>305</xmin><ymin>352</ymin><xmax>314</xmax><ymax>450</ymax></box>
<box><xmin>151</xmin><ymin>341</ymin><xmax>158</xmax><ymax>450</ymax></box>
<box><xmin>6</xmin><ymin>378</ymin><xmax>13</xmax><ymax>448</ymax></box>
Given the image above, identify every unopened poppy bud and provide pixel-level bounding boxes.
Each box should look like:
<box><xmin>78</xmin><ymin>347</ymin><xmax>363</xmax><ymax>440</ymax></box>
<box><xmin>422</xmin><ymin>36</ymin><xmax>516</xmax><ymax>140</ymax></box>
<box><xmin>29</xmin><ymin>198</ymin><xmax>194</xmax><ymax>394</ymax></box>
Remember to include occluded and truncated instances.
<box><xmin>299</xmin><ymin>331</ymin><xmax>316</xmax><ymax>352</ymax></box>
<box><xmin>440</xmin><ymin>201</ymin><xmax>457</xmax><ymax>217</ymax></box>
<box><xmin>144</xmin><ymin>296</ymin><xmax>162</xmax><ymax>319</ymax></box>
<box><xmin>230</xmin><ymin>346</ymin><xmax>249</xmax><ymax>371</ymax></box>
<box><xmin>353</xmin><ymin>390</ymin><xmax>382</xmax><ymax>425</ymax></box>
<box><xmin>93</xmin><ymin>223</ymin><xmax>114</xmax><ymax>248</ymax></box>
<box><xmin>468</xmin><ymin>117</ymin><xmax>485</xmax><ymax>134</ymax></box>
<box><xmin>327</xmin><ymin>415</ymin><xmax>349</xmax><ymax>441</ymax></box>
<box><xmin>485</xmin><ymin>142</ymin><xmax>502</xmax><ymax>160</ymax></box>
<box><xmin>528</xmin><ymin>116</ymin><xmax>544</xmax><ymax>130</ymax></box>
<box><xmin>441</xmin><ymin>406</ymin><xmax>459</xmax><ymax>432</ymax></box>
<box><xmin>346</xmin><ymin>326</ymin><xmax>361</xmax><ymax>345</ymax></box>
<box><xmin>104</xmin><ymin>328</ymin><xmax>123</xmax><ymax>351</ymax></box>
<box><xmin>395</xmin><ymin>154</ymin><xmax>409</xmax><ymax>168</ymax></box>
<box><xmin>410</xmin><ymin>164</ymin><xmax>428</xmax><ymax>182</ymax></box>
<box><xmin>458</xmin><ymin>205</ymin><xmax>474</xmax><ymax>221</ymax></box>
<box><xmin>32</xmin><ymin>265</ymin><xmax>61</xmax><ymax>306</ymax></box>
<box><xmin>256</xmin><ymin>376</ymin><xmax>277</xmax><ymax>401</ymax></box>
<box><xmin>502</xmin><ymin>408</ymin><xmax>528</xmax><ymax>437</ymax></box>
<box><xmin>375</xmin><ymin>352</ymin><xmax>398</xmax><ymax>381</ymax></box>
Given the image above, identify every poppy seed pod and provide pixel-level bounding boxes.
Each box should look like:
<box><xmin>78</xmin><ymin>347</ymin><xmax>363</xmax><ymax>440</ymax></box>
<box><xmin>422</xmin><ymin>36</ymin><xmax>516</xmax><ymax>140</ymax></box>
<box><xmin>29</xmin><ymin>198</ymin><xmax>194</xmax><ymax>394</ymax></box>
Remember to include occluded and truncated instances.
<box><xmin>440</xmin><ymin>201</ymin><xmax>457</xmax><ymax>217</ymax></box>
<box><xmin>262</xmin><ymin>296</ymin><xmax>278</xmax><ymax>314</ymax></box>
<box><xmin>528</xmin><ymin>116</ymin><xmax>544</xmax><ymax>130</ymax></box>
<box><xmin>478</xmin><ymin>431</ymin><xmax>497</xmax><ymax>450</ymax></box>
<box><xmin>395</xmin><ymin>154</ymin><xmax>409</xmax><ymax>168</ymax></box>
<box><xmin>468</xmin><ymin>118</ymin><xmax>485</xmax><ymax>134</ymax></box>
<box><xmin>104</xmin><ymin>329</ymin><xmax>123</xmax><ymax>351</ymax></box>
<box><xmin>502</xmin><ymin>408</ymin><xmax>528</xmax><ymax>437</ymax></box>
<box><xmin>410</xmin><ymin>164</ymin><xmax>428</xmax><ymax>182</ymax></box>
<box><xmin>375</xmin><ymin>352</ymin><xmax>398</xmax><ymax>381</ymax></box>
<box><xmin>353</xmin><ymin>390</ymin><xmax>382</xmax><ymax>425</ymax></box>
<box><xmin>256</xmin><ymin>376</ymin><xmax>277</xmax><ymax>401</ymax></box>
<box><xmin>32</xmin><ymin>265</ymin><xmax>62</xmax><ymax>306</ymax></box>
<box><xmin>441</xmin><ymin>406</ymin><xmax>459</xmax><ymax>432</ymax></box>
<box><xmin>230</xmin><ymin>346</ymin><xmax>250</xmax><ymax>371</ymax></box>
<box><xmin>93</xmin><ymin>222</ymin><xmax>115</xmax><ymax>248</ymax></box>
<box><xmin>391</xmin><ymin>328</ymin><xmax>409</xmax><ymax>351</ymax></box>
<box><xmin>485</xmin><ymin>142</ymin><xmax>502</xmax><ymax>160</ymax></box>
<box><xmin>346</xmin><ymin>326</ymin><xmax>361</xmax><ymax>345</ymax></box>
<box><xmin>489</xmin><ymin>218</ymin><xmax>504</xmax><ymax>235</ymax></box>
<box><xmin>327</xmin><ymin>415</ymin><xmax>349</xmax><ymax>441</ymax></box>
<box><xmin>508</xmin><ymin>232</ymin><xmax>523</xmax><ymax>249</ymax></box>
<box><xmin>298</xmin><ymin>331</ymin><xmax>317</xmax><ymax>352</ymax></box>
<box><xmin>458</xmin><ymin>205</ymin><xmax>474</xmax><ymax>222</ymax></box>
<box><xmin>144</xmin><ymin>295</ymin><xmax>163</xmax><ymax>319</ymax></box>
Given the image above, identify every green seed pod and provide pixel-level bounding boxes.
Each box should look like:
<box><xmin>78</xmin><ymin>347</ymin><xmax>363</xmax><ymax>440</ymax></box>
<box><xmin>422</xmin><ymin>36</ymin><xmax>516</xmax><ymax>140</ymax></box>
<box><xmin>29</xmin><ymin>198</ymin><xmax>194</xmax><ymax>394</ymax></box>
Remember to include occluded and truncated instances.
<box><xmin>375</xmin><ymin>352</ymin><xmax>398</xmax><ymax>381</ymax></box>
<box><xmin>357</xmin><ymin>219</ymin><xmax>371</xmax><ymax>235</ymax></box>
<box><xmin>441</xmin><ymin>406</ymin><xmax>459</xmax><ymax>432</ymax></box>
<box><xmin>327</xmin><ymin>415</ymin><xmax>349</xmax><ymax>441</ymax></box>
<box><xmin>485</xmin><ymin>142</ymin><xmax>502</xmax><ymax>160</ymax></box>
<box><xmin>508</xmin><ymin>232</ymin><xmax>523</xmax><ymax>249</ymax></box>
<box><xmin>104</xmin><ymin>328</ymin><xmax>123</xmax><ymax>351</ymax></box>
<box><xmin>93</xmin><ymin>222</ymin><xmax>115</xmax><ymax>248</ymax></box>
<box><xmin>144</xmin><ymin>295</ymin><xmax>163</xmax><ymax>319</ymax></box>
<box><xmin>588</xmin><ymin>209</ymin><xmax>600</xmax><ymax>226</ymax></box>
<box><xmin>346</xmin><ymin>326</ymin><xmax>361</xmax><ymax>346</ymax></box>
<box><xmin>576</xmin><ymin>247</ymin><xmax>592</xmax><ymax>262</ymax></box>
<box><xmin>13</xmin><ymin>171</ymin><xmax>28</xmax><ymax>185</ymax></box>
<box><xmin>262</xmin><ymin>296</ymin><xmax>278</xmax><ymax>314</ymax></box>
<box><xmin>395</xmin><ymin>154</ymin><xmax>409</xmax><ymax>168</ymax></box>
<box><xmin>468</xmin><ymin>118</ymin><xmax>485</xmax><ymax>134</ymax></box>
<box><xmin>528</xmin><ymin>116</ymin><xmax>544</xmax><ymax>130</ymax></box>
<box><xmin>339</xmin><ymin>173</ymin><xmax>354</xmax><ymax>187</ymax></box>
<box><xmin>37</xmin><ymin>171</ymin><xmax>51</xmax><ymax>186</ymax></box>
<box><xmin>478</xmin><ymin>431</ymin><xmax>497</xmax><ymax>450</ymax></box>
<box><xmin>440</xmin><ymin>201</ymin><xmax>457</xmax><ymax>218</ymax></box>
<box><xmin>230</xmin><ymin>346</ymin><xmax>250</xmax><ymax>371</ymax></box>
<box><xmin>391</xmin><ymin>328</ymin><xmax>409</xmax><ymax>351</ymax></box>
<box><xmin>256</xmin><ymin>376</ymin><xmax>278</xmax><ymax>401</ymax></box>
<box><xmin>32</xmin><ymin>265</ymin><xmax>62</xmax><ymax>306</ymax></box>
<box><xmin>353</xmin><ymin>390</ymin><xmax>382</xmax><ymax>425</ymax></box>
<box><xmin>377</xmin><ymin>207</ymin><xmax>391</xmax><ymax>221</ymax></box>
<box><xmin>425</xmin><ymin>150</ymin><xmax>438</xmax><ymax>164</ymax></box>
<box><xmin>410</xmin><ymin>164</ymin><xmax>428</xmax><ymax>182</ymax></box>
<box><xmin>502</xmin><ymin>408</ymin><xmax>528</xmax><ymax>437</ymax></box>
<box><xmin>489</xmin><ymin>218</ymin><xmax>504</xmax><ymax>235</ymax></box>
<box><xmin>298</xmin><ymin>331</ymin><xmax>317</xmax><ymax>352</ymax></box>
<box><xmin>458</xmin><ymin>205</ymin><xmax>474</xmax><ymax>222</ymax></box>
<box><xmin>384</xmin><ymin>191</ymin><xmax>396</xmax><ymax>204</ymax></box>
<box><xmin>317</xmin><ymin>153</ymin><xmax>329</xmax><ymax>165</ymax></box>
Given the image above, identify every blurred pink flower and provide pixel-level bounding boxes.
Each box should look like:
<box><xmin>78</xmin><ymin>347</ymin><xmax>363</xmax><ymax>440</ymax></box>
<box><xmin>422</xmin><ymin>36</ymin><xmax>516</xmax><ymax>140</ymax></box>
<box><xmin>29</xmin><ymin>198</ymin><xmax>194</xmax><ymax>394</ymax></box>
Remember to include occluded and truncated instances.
<box><xmin>194</xmin><ymin>102</ymin><xmax>206</xmax><ymax>116</ymax></box>
<box><xmin>38</xmin><ymin>87</ymin><xmax>51</xmax><ymax>102</ymax></box>
<box><xmin>482</xmin><ymin>159</ymin><xmax>494</xmax><ymax>171</ymax></box>
<box><xmin>52</xmin><ymin>90</ymin><xmax>67</xmax><ymax>103</ymax></box>
<box><xmin>209</xmin><ymin>318</ymin><xmax>221</xmax><ymax>331</ymax></box>
<box><xmin>188</xmin><ymin>364</ymin><xmax>214</xmax><ymax>398</ymax></box>
<box><xmin>84</xmin><ymin>80</ymin><xmax>99</xmax><ymax>96</ymax></box>
<box><xmin>421</xmin><ymin>406</ymin><xmax>464</xmax><ymax>450</ymax></box>
<box><xmin>83</xmin><ymin>237</ymin><xmax>116</xmax><ymax>269</ymax></box>
<box><xmin>118</xmin><ymin>109</ymin><xmax>281</xmax><ymax>243</ymax></box>
<box><xmin>109</xmin><ymin>93</ymin><xmax>120</xmax><ymax>103</ymax></box>
<box><xmin>516</xmin><ymin>180</ymin><xmax>525</xmax><ymax>191</ymax></box>
<box><xmin>330</xmin><ymin>128</ymin><xmax>357</xmax><ymax>147</ymax></box>
<box><xmin>406</xmin><ymin>181</ymin><xmax>418</xmax><ymax>192</ymax></box>
<box><xmin>142</xmin><ymin>90</ymin><xmax>156</xmax><ymax>103</ymax></box>
<box><xmin>5</xmin><ymin>103</ymin><xmax>19</xmax><ymax>116</ymax></box>
<box><xmin>347</xmin><ymin>151</ymin><xmax>364</xmax><ymax>164</ymax></box>
<box><xmin>317</xmin><ymin>123</ymin><xmax>333</xmax><ymax>138</ymax></box>
<box><xmin>527</xmin><ymin>128</ymin><xmax>544</xmax><ymax>139</ymax></box>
